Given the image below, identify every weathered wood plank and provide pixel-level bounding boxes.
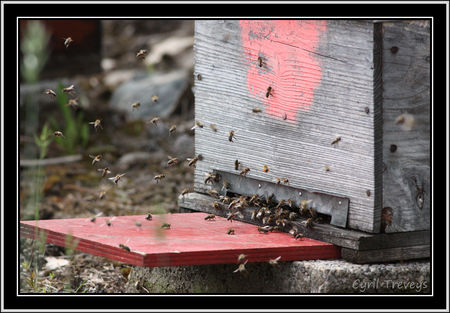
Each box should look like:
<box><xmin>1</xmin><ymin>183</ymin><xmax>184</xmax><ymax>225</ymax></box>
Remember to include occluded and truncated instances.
<box><xmin>341</xmin><ymin>244</ymin><xmax>430</xmax><ymax>264</ymax></box>
<box><xmin>178</xmin><ymin>192</ymin><xmax>430</xmax><ymax>253</ymax></box>
<box><xmin>194</xmin><ymin>20</ymin><xmax>382</xmax><ymax>233</ymax></box>
<box><xmin>381</xmin><ymin>21</ymin><xmax>430</xmax><ymax>232</ymax></box>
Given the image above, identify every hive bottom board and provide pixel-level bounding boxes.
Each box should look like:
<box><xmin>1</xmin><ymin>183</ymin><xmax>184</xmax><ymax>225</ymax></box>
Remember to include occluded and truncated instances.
<box><xmin>178</xmin><ymin>192</ymin><xmax>431</xmax><ymax>264</ymax></box>
<box><xmin>20</xmin><ymin>213</ymin><xmax>341</xmax><ymax>267</ymax></box>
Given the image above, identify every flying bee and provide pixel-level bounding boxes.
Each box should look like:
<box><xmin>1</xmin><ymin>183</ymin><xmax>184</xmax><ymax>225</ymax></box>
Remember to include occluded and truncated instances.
<box><xmin>191</xmin><ymin>121</ymin><xmax>204</xmax><ymax>130</ymax></box>
<box><xmin>145</xmin><ymin>213</ymin><xmax>152</xmax><ymax>220</ymax></box>
<box><xmin>227</xmin><ymin>228</ymin><xmax>235</xmax><ymax>235</ymax></box>
<box><xmin>204</xmin><ymin>214</ymin><xmax>216</xmax><ymax>221</ymax></box>
<box><xmin>208</xmin><ymin>189</ymin><xmax>220</xmax><ymax>199</ymax></box>
<box><xmin>187</xmin><ymin>156</ymin><xmax>200</xmax><ymax>168</ymax></box>
<box><xmin>252</xmin><ymin>107</ymin><xmax>262</xmax><ymax>113</ymax></box>
<box><xmin>204</xmin><ymin>172</ymin><xmax>218</xmax><ymax>184</ymax></box>
<box><xmin>299</xmin><ymin>200</ymin><xmax>312</xmax><ymax>215</ymax></box>
<box><xmin>63</xmin><ymin>37</ymin><xmax>74</xmax><ymax>48</ymax></box>
<box><xmin>212</xmin><ymin>201</ymin><xmax>222</xmax><ymax>210</ymax></box>
<box><xmin>258</xmin><ymin>225</ymin><xmax>273</xmax><ymax>234</ymax></box>
<box><xmin>131</xmin><ymin>102</ymin><xmax>140</xmax><ymax>110</ymax></box>
<box><xmin>219</xmin><ymin>195</ymin><xmax>231</xmax><ymax>204</ymax></box>
<box><xmin>288</xmin><ymin>211</ymin><xmax>298</xmax><ymax>220</ymax></box>
<box><xmin>147</xmin><ymin>117</ymin><xmax>159</xmax><ymax>126</ymax></box>
<box><xmin>268</xmin><ymin>256</ymin><xmax>281</xmax><ymax>266</ymax></box>
<box><xmin>154</xmin><ymin>174</ymin><xmax>165</xmax><ymax>183</ymax></box>
<box><xmin>282</xmin><ymin>178</ymin><xmax>289</xmax><ymax>185</ymax></box>
<box><xmin>88</xmin><ymin>155</ymin><xmax>102</xmax><ymax>167</ymax></box>
<box><xmin>210</xmin><ymin>124</ymin><xmax>217</xmax><ymax>132</ymax></box>
<box><xmin>234</xmin><ymin>160</ymin><xmax>240</xmax><ymax>170</ymax></box>
<box><xmin>263</xmin><ymin>165</ymin><xmax>269</xmax><ymax>173</ymax></box>
<box><xmin>161</xmin><ymin>223</ymin><xmax>171</xmax><ymax>229</ymax></box>
<box><xmin>331</xmin><ymin>136</ymin><xmax>342</xmax><ymax>145</ymax></box>
<box><xmin>180</xmin><ymin>188</ymin><xmax>190</xmax><ymax>200</ymax></box>
<box><xmin>119</xmin><ymin>244</ymin><xmax>130</xmax><ymax>252</ymax></box>
<box><xmin>44</xmin><ymin>89</ymin><xmax>56</xmax><ymax>97</ymax></box>
<box><xmin>227</xmin><ymin>210</ymin><xmax>243</xmax><ymax>222</ymax></box>
<box><xmin>169</xmin><ymin>125</ymin><xmax>177</xmax><ymax>135</ymax></box>
<box><xmin>136</xmin><ymin>49</ymin><xmax>148</xmax><ymax>59</ymax></box>
<box><xmin>97</xmin><ymin>167</ymin><xmax>111</xmax><ymax>177</ymax></box>
<box><xmin>228</xmin><ymin>130</ymin><xmax>236</xmax><ymax>142</ymax></box>
<box><xmin>167</xmin><ymin>156</ymin><xmax>179</xmax><ymax>167</ymax></box>
<box><xmin>63</xmin><ymin>84</ymin><xmax>75</xmax><ymax>94</ymax></box>
<box><xmin>135</xmin><ymin>221</ymin><xmax>142</xmax><ymax>227</ymax></box>
<box><xmin>106</xmin><ymin>220</ymin><xmax>112</xmax><ymax>227</ymax></box>
<box><xmin>275</xmin><ymin>177</ymin><xmax>281</xmax><ymax>185</ymax></box>
<box><xmin>66</xmin><ymin>98</ymin><xmax>79</xmax><ymax>109</ymax></box>
<box><xmin>89</xmin><ymin>119</ymin><xmax>103</xmax><ymax>132</ymax></box>
<box><xmin>303</xmin><ymin>218</ymin><xmax>314</xmax><ymax>229</ymax></box>
<box><xmin>152</xmin><ymin>95</ymin><xmax>159</xmax><ymax>103</ymax></box>
<box><xmin>257</xmin><ymin>56</ymin><xmax>263</xmax><ymax>67</ymax></box>
<box><xmin>233</xmin><ymin>260</ymin><xmax>248</xmax><ymax>273</ymax></box>
<box><xmin>240</xmin><ymin>168</ymin><xmax>250</xmax><ymax>176</ymax></box>
<box><xmin>98</xmin><ymin>190</ymin><xmax>106</xmax><ymax>200</ymax></box>
<box><xmin>53</xmin><ymin>131</ymin><xmax>65</xmax><ymax>138</ymax></box>
<box><xmin>266</xmin><ymin>86</ymin><xmax>273</xmax><ymax>98</ymax></box>
<box><xmin>109</xmin><ymin>173</ymin><xmax>126</xmax><ymax>185</ymax></box>
<box><xmin>237</xmin><ymin>254</ymin><xmax>247</xmax><ymax>263</ymax></box>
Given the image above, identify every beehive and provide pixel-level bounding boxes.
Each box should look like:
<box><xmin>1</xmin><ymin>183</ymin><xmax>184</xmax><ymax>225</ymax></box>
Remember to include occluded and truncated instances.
<box><xmin>180</xmin><ymin>20</ymin><xmax>430</xmax><ymax>263</ymax></box>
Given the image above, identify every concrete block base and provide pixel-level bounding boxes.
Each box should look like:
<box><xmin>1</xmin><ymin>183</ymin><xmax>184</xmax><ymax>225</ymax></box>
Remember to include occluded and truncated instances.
<box><xmin>125</xmin><ymin>259</ymin><xmax>430</xmax><ymax>294</ymax></box>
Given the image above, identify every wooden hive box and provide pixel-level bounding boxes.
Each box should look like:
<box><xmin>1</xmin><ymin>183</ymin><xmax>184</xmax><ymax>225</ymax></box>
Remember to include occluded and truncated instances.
<box><xmin>179</xmin><ymin>20</ymin><xmax>430</xmax><ymax>263</ymax></box>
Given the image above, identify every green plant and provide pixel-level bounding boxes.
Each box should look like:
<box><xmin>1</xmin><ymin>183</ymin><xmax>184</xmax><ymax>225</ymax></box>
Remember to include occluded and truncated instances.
<box><xmin>34</xmin><ymin>122</ymin><xmax>53</xmax><ymax>159</ymax></box>
<box><xmin>48</xmin><ymin>83</ymin><xmax>89</xmax><ymax>154</ymax></box>
<box><xmin>21</xmin><ymin>21</ymin><xmax>50</xmax><ymax>84</ymax></box>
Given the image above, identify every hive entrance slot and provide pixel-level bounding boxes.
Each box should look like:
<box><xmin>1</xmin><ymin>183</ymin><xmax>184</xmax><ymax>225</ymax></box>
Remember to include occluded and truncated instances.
<box><xmin>211</xmin><ymin>170</ymin><xmax>349</xmax><ymax>228</ymax></box>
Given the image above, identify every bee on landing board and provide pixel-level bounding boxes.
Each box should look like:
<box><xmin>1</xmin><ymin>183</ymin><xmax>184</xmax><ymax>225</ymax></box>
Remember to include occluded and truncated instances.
<box><xmin>227</xmin><ymin>228</ymin><xmax>235</xmax><ymax>235</ymax></box>
<box><xmin>266</xmin><ymin>86</ymin><xmax>273</xmax><ymax>98</ymax></box>
<box><xmin>161</xmin><ymin>223</ymin><xmax>171</xmax><ymax>229</ymax></box>
<box><xmin>240</xmin><ymin>168</ymin><xmax>250</xmax><ymax>176</ymax></box>
<box><xmin>145</xmin><ymin>213</ymin><xmax>153</xmax><ymax>220</ymax></box>
<box><xmin>204</xmin><ymin>214</ymin><xmax>216</xmax><ymax>221</ymax></box>
<box><xmin>331</xmin><ymin>136</ymin><xmax>342</xmax><ymax>145</ymax></box>
<box><xmin>180</xmin><ymin>188</ymin><xmax>190</xmax><ymax>200</ymax></box>
<box><xmin>119</xmin><ymin>244</ymin><xmax>130</xmax><ymax>252</ymax></box>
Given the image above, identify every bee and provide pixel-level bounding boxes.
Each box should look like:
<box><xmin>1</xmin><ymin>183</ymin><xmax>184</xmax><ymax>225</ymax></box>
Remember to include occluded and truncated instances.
<box><xmin>135</xmin><ymin>221</ymin><xmax>142</xmax><ymax>227</ymax></box>
<box><xmin>212</xmin><ymin>201</ymin><xmax>222</xmax><ymax>210</ymax></box>
<box><xmin>249</xmin><ymin>194</ymin><xmax>259</xmax><ymax>204</ymax></box>
<box><xmin>263</xmin><ymin>165</ymin><xmax>269</xmax><ymax>173</ymax></box>
<box><xmin>282</xmin><ymin>178</ymin><xmax>289</xmax><ymax>185</ymax></box>
<box><xmin>180</xmin><ymin>188</ymin><xmax>190</xmax><ymax>200</ymax></box>
<box><xmin>90</xmin><ymin>216</ymin><xmax>97</xmax><ymax>222</ymax></box>
<box><xmin>240</xmin><ymin>168</ymin><xmax>250</xmax><ymax>176</ymax></box>
<box><xmin>131</xmin><ymin>102</ymin><xmax>140</xmax><ymax>110</ymax></box>
<box><xmin>219</xmin><ymin>195</ymin><xmax>231</xmax><ymax>204</ymax></box>
<box><xmin>364</xmin><ymin>107</ymin><xmax>370</xmax><ymax>114</ymax></box>
<box><xmin>154</xmin><ymin>174</ymin><xmax>165</xmax><ymax>183</ymax></box>
<box><xmin>309</xmin><ymin>207</ymin><xmax>317</xmax><ymax>219</ymax></box>
<box><xmin>108</xmin><ymin>173</ymin><xmax>126</xmax><ymax>185</ymax></box>
<box><xmin>275</xmin><ymin>200</ymin><xmax>286</xmax><ymax>209</ymax></box>
<box><xmin>145</xmin><ymin>213</ymin><xmax>152</xmax><ymax>220</ymax></box>
<box><xmin>268</xmin><ymin>256</ymin><xmax>281</xmax><ymax>266</ymax></box>
<box><xmin>161</xmin><ymin>223</ymin><xmax>171</xmax><ymax>229</ymax></box>
<box><xmin>395</xmin><ymin>113</ymin><xmax>415</xmax><ymax>131</ymax></box>
<box><xmin>276</xmin><ymin>218</ymin><xmax>288</xmax><ymax>227</ymax></box>
<box><xmin>299</xmin><ymin>200</ymin><xmax>312</xmax><ymax>215</ymax></box>
<box><xmin>227</xmin><ymin>228</ymin><xmax>235</xmax><ymax>235</ymax></box>
<box><xmin>119</xmin><ymin>244</ymin><xmax>130</xmax><ymax>252</ymax></box>
<box><xmin>283</xmin><ymin>112</ymin><xmax>287</xmax><ymax>120</ymax></box>
<box><xmin>53</xmin><ymin>131</ymin><xmax>65</xmax><ymax>138</ymax></box>
<box><xmin>251</xmin><ymin>209</ymin><xmax>258</xmax><ymax>220</ymax></box>
<box><xmin>197</xmin><ymin>73</ymin><xmax>202</xmax><ymax>80</ymax></box>
<box><xmin>233</xmin><ymin>260</ymin><xmax>248</xmax><ymax>273</ymax></box>
<box><xmin>204</xmin><ymin>214</ymin><xmax>216</xmax><ymax>221</ymax></box>
<box><xmin>295</xmin><ymin>233</ymin><xmax>304</xmax><ymax>240</ymax></box>
<box><xmin>366</xmin><ymin>190</ymin><xmax>371</xmax><ymax>197</ymax></box>
<box><xmin>191</xmin><ymin>121</ymin><xmax>204</xmax><ymax>130</ymax></box>
<box><xmin>266</xmin><ymin>86</ymin><xmax>273</xmax><ymax>98</ymax></box>
<box><xmin>331</xmin><ymin>136</ymin><xmax>342</xmax><ymax>145</ymax></box>
<box><xmin>228</xmin><ymin>130</ymin><xmax>236</xmax><ymax>142</ymax></box>
<box><xmin>289</xmin><ymin>226</ymin><xmax>298</xmax><ymax>236</ymax></box>
<box><xmin>227</xmin><ymin>210</ymin><xmax>243</xmax><ymax>222</ymax></box>
<box><xmin>97</xmin><ymin>167</ymin><xmax>111</xmax><ymax>177</ymax></box>
<box><xmin>258</xmin><ymin>225</ymin><xmax>273</xmax><ymax>234</ymax></box>
<box><xmin>106</xmin><ymin>220</ymin><xmax>112</xmax><ymax>227</ymax></box>
<box><xmin>208</xmin><ymin>189</ymin><xmax>220</xmax><ymax>199</ymax></box>
<box><xmin>204</xmin><ymin>173</ymin><xmax>218</xmax><ymax>184</ymax></box>
<box><xmin>66</xmin><ymin>98</ymin><xmax>79</xmax><ymax>109</ymax></box>
<box><xmin>152</xmin><ymin>95</ymin><xmax>159</xmax><ymax>103</ymax></box>
<box><xmin>147</xmin><ymin>117</ymin><xmax>159</xmax><ymax>126</ymax></box>
<box><xmin>237</xmin><ymin>254</ymin><xmax>247</xmax><ymax>262</ymax></box>
<box><xmin>287</xmin><ymin>199</ymin><xmax>294</xmax><ymax>208</ymax></box>
<box><xmin>44</xmin><ymin>89</ymin><xmax>56</xmax><ymax>97</ymax></box>
<box><xmin>63</xmin><ymin>84</ymin><xmax>75</xmax><ymax>94</ymax></box>
<box><xmin>252</xmin><ymin>107</ymin><xmax>262</xmax><ymax>113</ymax></box>
<box><xmin>303</xmin><ymin>218</ymin><xmax>314</xmax><ymax>229</ymax></box>
<box><xmin>210</xmin><ymin>124</ymin><xmax>217</xmax><ymax>132</ymax></box>
<box><xmin>89</xmin><ymin>119</ymin><xmax>103</xmax><ymax>132</ymax></box>
<box><xmin>222</xmin><ymin>180</ymin><xmax>231</xmax><ymax>191</ymax></box>
<box><xmin>288</xmin><ymin>211</ymin><xmax>298</xmax><ymax>220</ymax></box>
<box><xmin>136</xmin><ymin>49</ymin><xmax>148</xmax><ymax>59</ymax></box>
<box><xmin>63</xmin><ymin>37</ymin><xmax>74</xmax><ymax>48</ymax></box>
<box><xmin>167</xmin><ymin>156</ymin><xmax>179</xmax><ymax>167</ymax></box>
<box><xmin>234</xmin><ymin>160</ymin><xmax>240</xmax><ymax>170</ymax></box>
<box><xmin>324</xmin><ymin>165</ymin><xmax>330</xmax><ymax>172</ymax></box>
<box><xmin>275</xmin><ymin>177</ymin><xmax>281</xmax><ymax>185</ymax></box>
<box><xmin>257</xmin><ymin>56</ymin><xmax>263</xmax><ymax>67</ymax></box>
<box><xmin>187</xmin><ymin>156</ymin><xmax>200</xmax><ymax>168</ymax></box>
<box><xmin>169</xmin><ymin>125</ymin><xmax>177</xmax><ymax>135</ymax></box>
<box><xmin>98</xmin><ymin>190</ymin><xmax>106</xmax><ymax>200</ymax></box>
<box><xmin>266</xmin><ymin>193</ymin><xmax>275</xmax><ymax>205</ymax></box>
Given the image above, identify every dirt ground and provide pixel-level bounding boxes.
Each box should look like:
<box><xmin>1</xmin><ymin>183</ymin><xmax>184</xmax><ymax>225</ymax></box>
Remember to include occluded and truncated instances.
<box><xmin>19</xmin><ymin>20</ymin><xmax>195</xmax><ymax>293</ymax></box>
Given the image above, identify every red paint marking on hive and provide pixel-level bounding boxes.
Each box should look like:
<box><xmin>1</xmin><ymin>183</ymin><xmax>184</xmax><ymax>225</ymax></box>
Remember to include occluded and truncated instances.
<box><xmin>20</xmin><ymin>213</ymin><xmax>340</xmax><ymax>267</ymax></box>
<box><xmin>240</xmin><ymin>20</ymin><xmax>327</xmax><ymax>122</ymax></box>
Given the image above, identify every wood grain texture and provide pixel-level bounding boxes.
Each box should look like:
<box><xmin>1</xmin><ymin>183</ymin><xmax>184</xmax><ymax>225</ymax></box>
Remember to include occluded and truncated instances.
<box><xmin>194</xmin><ymin>20</ymin><xmax>381</xmax><ymax>232</ymax></box>
<box><xmin>341</xmin><ymin>244</ymin><xmax>430</xmax><ymax>263</ymax></box>
<box><xmin>179</xmin><ymin>192</ymin><xmax>430</xmax><ymax>253</ymax></box>
<box><xmin>381</xmin><ymin>21</ymin><xmax>430</xmax><ymax>232</ymax></box>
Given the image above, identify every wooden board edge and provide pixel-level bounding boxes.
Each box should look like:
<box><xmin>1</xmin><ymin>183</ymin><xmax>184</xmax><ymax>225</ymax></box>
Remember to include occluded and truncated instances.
<box><xmin>341</xmin><ymin>244</ymin><xmax>430</xmax><ymax>264</ymax></box>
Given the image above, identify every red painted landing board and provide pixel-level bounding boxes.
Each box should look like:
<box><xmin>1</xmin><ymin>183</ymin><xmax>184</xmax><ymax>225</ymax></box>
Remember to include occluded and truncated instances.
<box><xmin>20</xmin><ymin>213</ymin><xmax>341</xmax><ymax>267</ymax></box>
